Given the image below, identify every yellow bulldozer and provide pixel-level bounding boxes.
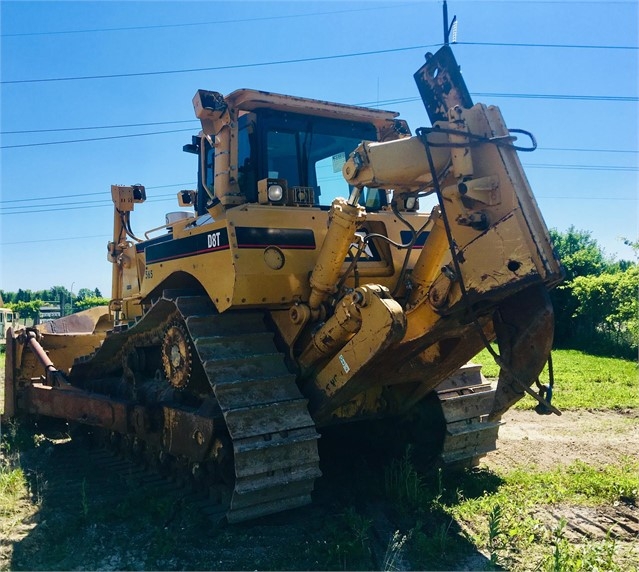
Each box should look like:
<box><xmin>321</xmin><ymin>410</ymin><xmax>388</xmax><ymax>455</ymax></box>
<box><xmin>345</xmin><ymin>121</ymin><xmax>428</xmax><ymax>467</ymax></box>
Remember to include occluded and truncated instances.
<box><xmin>4</xmin><ymin>46</ymin><xmax>562</xmax><ymax>523</ymax></box>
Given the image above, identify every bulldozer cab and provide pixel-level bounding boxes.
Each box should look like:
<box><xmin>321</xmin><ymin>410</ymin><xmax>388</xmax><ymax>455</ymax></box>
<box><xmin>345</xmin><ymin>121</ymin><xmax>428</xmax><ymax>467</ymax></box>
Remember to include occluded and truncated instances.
<box><xmin>187</xmin><ymin>88</ymin><xmax>407</xmax><ymax>213</ymax></box>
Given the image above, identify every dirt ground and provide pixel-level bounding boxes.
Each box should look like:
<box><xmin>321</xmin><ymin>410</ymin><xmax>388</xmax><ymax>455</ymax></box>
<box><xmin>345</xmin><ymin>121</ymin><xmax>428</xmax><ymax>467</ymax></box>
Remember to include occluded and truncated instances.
<box><xmin>482</xmin><ymin>407</ymin><xmax>639</xmax><ymax>472</ymax></box>
<box><xmin>480</xmin><ymin>408</ymin><xmax>639</xmax><ymax>570</ymax></box>
<box><xmin>1</xmin><ymin>402</ymin><xmax>638</xmax><ymax>570</ymax></box>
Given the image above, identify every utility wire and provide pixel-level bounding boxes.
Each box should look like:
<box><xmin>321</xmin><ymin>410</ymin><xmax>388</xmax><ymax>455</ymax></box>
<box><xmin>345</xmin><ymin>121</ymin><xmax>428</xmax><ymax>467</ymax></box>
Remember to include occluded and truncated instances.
<box><xmin>456</xmin><ymin>41</ymin><xmax>638</xmax><ymax>51</ymax></box>
<box><xmin>359</xmin><ymin>93</ymin><xmax>639</xmax><ymax>106</ymax></box>
<box><xmin>6</xmin><ymin>90</ymin><xmax>639</xmax><ymax>136</ymax></box>
<box><xmin>3</xmin><ymin>194</ymin><xmax>636</xmax><ymax>218</ymax></box>
<box><xmin>2</xmin><ymin>173</ymin><xmax>636</xmax><ymax>215</ymax></box>
<box><xmin>0</xmin><ymin>124</ymin><xmax>638</xmax><ymax>154</ymax></box>
<box><xmin>0</xmin><ymin>5</ymin><xmax>409</xmax><ymax>37</ymax></box>
<box><xmin>2</xmin><ymin>128</ymin><xmax>635</xmax><ymax>155</ymax></box>
<box><xmin>1</xmin><ymin>194</ymin><xmax>179</xmax><ymax>211</ymax></box>
<box><xmin>1</xmin><ymin>120</ymin><xmax>197</xmax><ymax>135</ymax></box>
<box><xmin>0</xmin><ymin>45</ymin><xmax>441</xmax><ymax>85</ymax></box>
<box><xmin>3</xmin><ymin>113</ymin><xmax>638</xmax><ymax>152</ymax></box>
<box><xmin>0</xmin><ymin>183</ymin><xmax>196</xmax><ymax>204</ymax></box>
<box><xmin>538</xmin><ymin>146</ymin><xmax>638</xmax><ymax>154</ymax></box>
<box><xmin>1</xmin><ymin>159</ymin><xmax>635</xmax><ymax>214</ymax></box>
<box><xmin>0</xmin><ymin>235</ymin><xmax>109</xmax><ymax>246</ymax></box>
<box><xmin>525</xmin><ymin>163</ymin><xmax>637</xmax><ymax>171</ymax></box>
<box><xmin>3</xmin><ymin>39</ymin><xmax>637</xmax><ymax>86</ymax></box>
<box><xmin>2</xmin><ymin>192</ymin><xmax>635</xmax><ymax>220</ymax></box>
<box><xmin>472</xmin><ymin>92</ymin><xmax>637</xmax><ymax>102</ymax></box>
<box><xmin>0</xmin><ymin>194</ymin><xmax>178</xmax><ymax>215</ymax></box>
<box><xmin>1</xmin><ymin>198</ymin><xmax>116</xmax><ymax>211</ymax></box>
<box><xmin>1</xmin><ymin>127</ymin><xmax>196</xmax><ymax>149</ymax></box>
<box><xmin>536</xmin><ymin>195</ymin><xmax>637</xmax><ymax>201</ymax></box>
<box><xmin>2</xmin><ymin>193</ymin><xmax>635</xmax><ymax>248</ymax></box>
<box><xmin>2</xmin><ymin>94</ymin><xmax>636</xmax><ymax>149</ymax></box>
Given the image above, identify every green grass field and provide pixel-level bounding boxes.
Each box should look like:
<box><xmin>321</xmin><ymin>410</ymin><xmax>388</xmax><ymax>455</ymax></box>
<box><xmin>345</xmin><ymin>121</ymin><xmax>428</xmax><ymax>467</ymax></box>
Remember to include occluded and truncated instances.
<box><xmin>474</xmin><ymin>347</ymin><xmax>638</xmax><ymax>410</ymax></box>
<box><xmin>1</xmin><ymin>347</ymin><xmax>638</xmax><ymax>570</ymax></box>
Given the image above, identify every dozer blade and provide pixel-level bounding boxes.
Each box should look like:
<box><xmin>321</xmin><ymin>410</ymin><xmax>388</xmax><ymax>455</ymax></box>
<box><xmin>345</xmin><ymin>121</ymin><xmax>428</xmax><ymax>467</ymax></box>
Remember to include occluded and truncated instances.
<box><xmin>490</xmin><ymin>284</ymin><xmax>555</xmax><ymax>419</ymax></box>
<box><xmin>3</xmin><ymin>327</ymin><xmax>18</xmax><ymax>418</ymax></box>
<box><xmin>3</xmin><ymin>306</ymin><xmax>110</xmax><ymax>420</ymax></box>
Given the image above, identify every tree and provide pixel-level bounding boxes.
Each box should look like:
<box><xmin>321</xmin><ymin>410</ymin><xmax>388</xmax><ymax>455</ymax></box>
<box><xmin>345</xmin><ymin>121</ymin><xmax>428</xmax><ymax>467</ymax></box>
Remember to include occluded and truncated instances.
<box><xmin>73</xmin><ymin>296</ymin><xmax>110</xmax><ymax>312</ymax></box>
<box><xmin>0</xmin><ymin>290</ymin><xmax>16</xmax><ymax>304</ymax></box>
<box><xmin>76</xmin><ymin>288</ymin><xmax>95</xmax><ymax>301</ymax></box>
<box><xmin>570</xmin><ymin>267</ymin><xmax>638</xmax><ymax>355</ymax></box>
<box><xmin>15</xmin><ymin>289</ymin><xmax>34</xmax><ymax>303</ymax></box>
<box><xmin>7</xmin><ymin>300</ymin><xmax>43</xmax><ymax>324</ymax></box>
<box><xmin>550</xmin><ymin>227</ymin><xmax>638</xmax><ymax>357</ymax></box>
<box><xmin>1</xmin><ymin>285</ymin><xmax>108</xmax><ymax>322</ymax></box>
<box><xmin>549</xmin><ymin>226</ymin><xmax>607</xmax><ymax>280</ymax></box>
<box><xmin>549</xmin><ymin>227</ymin><xmax>608</xmax><ymax>345</ymax></box>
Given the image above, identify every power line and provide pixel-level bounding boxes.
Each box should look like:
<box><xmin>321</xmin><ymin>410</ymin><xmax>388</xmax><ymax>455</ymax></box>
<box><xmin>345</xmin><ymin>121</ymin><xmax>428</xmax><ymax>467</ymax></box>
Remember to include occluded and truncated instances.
<box><xmin>0</xmin><ymin>120</ymin><xmax>197</xmax><ymax>135</ymax></box>
<box><xmin>2</xmin><ymin>112</ymin><xmax>638</xmax><ymax>155</ymax></box>
<box><xmin>0</xmin><ymin>183</ymin><xmax>196</xmax><ymax>204</ymax></box>
<box><xmin>2</xmin><ymin>195</ymin><xmax>635</xmax><ymax>247</ymax></box>
<box><xmin>2</xmin><ymin>187</ymin><xmax>189</xmax><ymax>211</ymax></box>
<box><xmin>1</xmin><ymin>194</ymin><xmax>178</xmax><ymax>212</ymax></box>
<box><xmin>0</xmin><ymin>45</ymin><xmax>441</xmax><ymax>85</ymax></box>
<box><xmin>0</xmin><ymin>5</ymin><xmax>408</xmax><ymax>38</ymax></box>
<box><xmin>0</xmin><ymin>195</ymin><xmax>178</xmax><ymax>215</ymax></box>
<box><xmin>472</xmin><ymin>92</ymin><xmax>637</xmax><ymax>102</ymax></box>
<box><xmin>0</xmin><ymin>235</ymin><xmax>109</xmax><ymax>246</ymax></box>
<box><xmin>537</xmin><ymin>196</ymin><xmax>637</xmax><ymax>201</ymax></box>
<box><xmin>2</xmin><ymin>198</ymin><xmax>115</xmax><ymax>211</ymax></box>
<box><xmin>2</xmin><ymin>98</ymin><xmax>636</xmax><ymax>151</ymax></box>
<box><xmin>538</xmin><ymin>147</ymin><xmax>638</xmax><ymax>154</ymax></box>
<box><xmin>359</xmin><ymin>93</ymin><xmax>639</xmax><ymax>107</ymax></box>
<box><xmin>0</xmin><ymin>128</ymin><xmax>196</xmax><ymax>149</ymax></box>
<box><xmin>456</xmin><ymin>41</ymin><xmax>638</xmax><ymax>51</ymax></box>
<box><xmin>3</xmin><ymin>37</ymin><xmax>637</xmax><ymax>86</ymax></box>
<box><xmin>2</xmin><ymin>172</ymin><xmax>635</xmax><ymax>216</ymax></box>
<box><xmin>525</xmin><ymin>163</ymin><xmax>638</xmax><ymax>171</ymax></box>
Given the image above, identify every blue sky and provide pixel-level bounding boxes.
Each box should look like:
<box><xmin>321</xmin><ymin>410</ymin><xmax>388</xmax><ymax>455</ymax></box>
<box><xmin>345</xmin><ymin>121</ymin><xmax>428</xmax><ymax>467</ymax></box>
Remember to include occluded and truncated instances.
<box><xmin>1</xmin><ymin>0</ymin><xmax>637</xmax><ymax>298</ymax></box>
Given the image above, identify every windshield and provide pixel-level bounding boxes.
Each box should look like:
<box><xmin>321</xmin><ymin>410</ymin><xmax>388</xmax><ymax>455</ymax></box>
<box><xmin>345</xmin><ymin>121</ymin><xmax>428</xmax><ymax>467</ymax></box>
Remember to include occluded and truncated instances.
<box><xmin>245</xmin><ymin>110</ymin><xmax>386</xmax><ymax>208</ymax></box>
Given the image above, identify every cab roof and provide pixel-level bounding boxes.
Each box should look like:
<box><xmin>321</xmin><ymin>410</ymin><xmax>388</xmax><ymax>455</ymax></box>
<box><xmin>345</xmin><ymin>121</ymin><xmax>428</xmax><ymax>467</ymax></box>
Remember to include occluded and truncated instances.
<box><xmin>225</xmin><ymin>88</ymin><xmax>400</xmax><ymax>127</ymax></box>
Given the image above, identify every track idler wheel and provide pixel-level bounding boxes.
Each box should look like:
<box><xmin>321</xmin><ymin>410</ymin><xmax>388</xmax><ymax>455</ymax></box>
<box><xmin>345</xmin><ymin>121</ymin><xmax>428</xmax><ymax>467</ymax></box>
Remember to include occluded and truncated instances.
<box><xmin>161</xmin><ymin>321</ymin><xmax>193</xmax><ymax>389</ymax></box>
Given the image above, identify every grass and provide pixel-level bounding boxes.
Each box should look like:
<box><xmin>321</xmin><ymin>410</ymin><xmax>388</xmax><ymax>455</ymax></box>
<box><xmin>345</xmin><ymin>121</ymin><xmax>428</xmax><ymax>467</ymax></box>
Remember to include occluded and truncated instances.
<box><xmin>474</xmin><ymin>347</ymin><xmax>638</xmax><ymax>410</ymax></box>
<box><xmin>384</xmin><ymin>346</ymin><xmax>639</xmax><ymax>570</ymax></box>
<box><xmin>450</xmin><ymin>459</ymin><xmax>639</xmax><ymax>523</ymax></box>
<box><xmin>398</xmin><ymin>455</ymin><xmax>639</xmax><ymax>571</ymax></box>
<box><xmin>0</xmin><ymin>350</ymin><xmax>5</xmax><ymax>416</ymax></box>
<box><xmin>449</xmin><ymin>458</ymin><xmax>638</xmax><ymax>570</ymax></box>
<box><xmin>543</xmin><ymin>520</ymin><xmax>624</xmax><ymax>572</ymax></box>
<box><xmin>0</xmin><ymin>415</ymin><xmax>37</xmax><ymax>551</ymax></box>
<box><xmin>384</xmin><ymin>447</ymin><xmax>429</xmax><ymax>511</ymax></box>
<box><xmin>0</xmin><ymin>465</ymin><xmax>30</xmax><ymax>537</ymax></box>
<box><xmin>1</xmin><ymin>345</ymin><xmax>638</xmax><ymax>570</ymax></box>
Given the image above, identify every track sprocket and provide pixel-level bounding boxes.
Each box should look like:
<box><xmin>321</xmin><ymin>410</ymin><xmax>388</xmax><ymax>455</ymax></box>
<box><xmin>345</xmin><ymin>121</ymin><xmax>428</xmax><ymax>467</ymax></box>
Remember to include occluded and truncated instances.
<box><xmin>161</xmin><ymin>320</ymin><xmax>193</xmax><ymax>389</ymax></box>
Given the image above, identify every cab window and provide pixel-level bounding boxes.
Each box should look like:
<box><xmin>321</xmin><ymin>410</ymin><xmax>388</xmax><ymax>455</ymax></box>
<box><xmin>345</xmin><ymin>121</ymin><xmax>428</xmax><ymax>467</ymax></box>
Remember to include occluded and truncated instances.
<box><xmin>257</xmin><ymin>110</ymin><xmax>385</xmax><ymax>209</ymax></box>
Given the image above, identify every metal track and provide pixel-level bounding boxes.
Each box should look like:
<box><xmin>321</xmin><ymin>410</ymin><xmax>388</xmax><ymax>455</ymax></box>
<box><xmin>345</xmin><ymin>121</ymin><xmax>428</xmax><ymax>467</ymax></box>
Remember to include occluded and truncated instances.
<box><xmin>68</xmin><ymin>292</ymin><xmax>321</xmax><ymax>523</ymax></box>
<box><xmin>28</xmin><ymin>293</ymin><xmax>495</xmax><ymax>521</ymax></box>
<box><xmin>180</xmin><ymin>296</ymin><xmax>321</xmax><ymax>523</ymax></box>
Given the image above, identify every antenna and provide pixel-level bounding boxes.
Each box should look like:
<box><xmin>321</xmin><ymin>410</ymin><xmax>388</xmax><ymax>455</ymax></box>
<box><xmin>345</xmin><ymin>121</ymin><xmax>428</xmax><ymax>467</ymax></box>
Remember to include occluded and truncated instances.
<box><xmin>443</xmin><ymin>1</ymin><xmax>458</xmax><ymax>45</ymax></box>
